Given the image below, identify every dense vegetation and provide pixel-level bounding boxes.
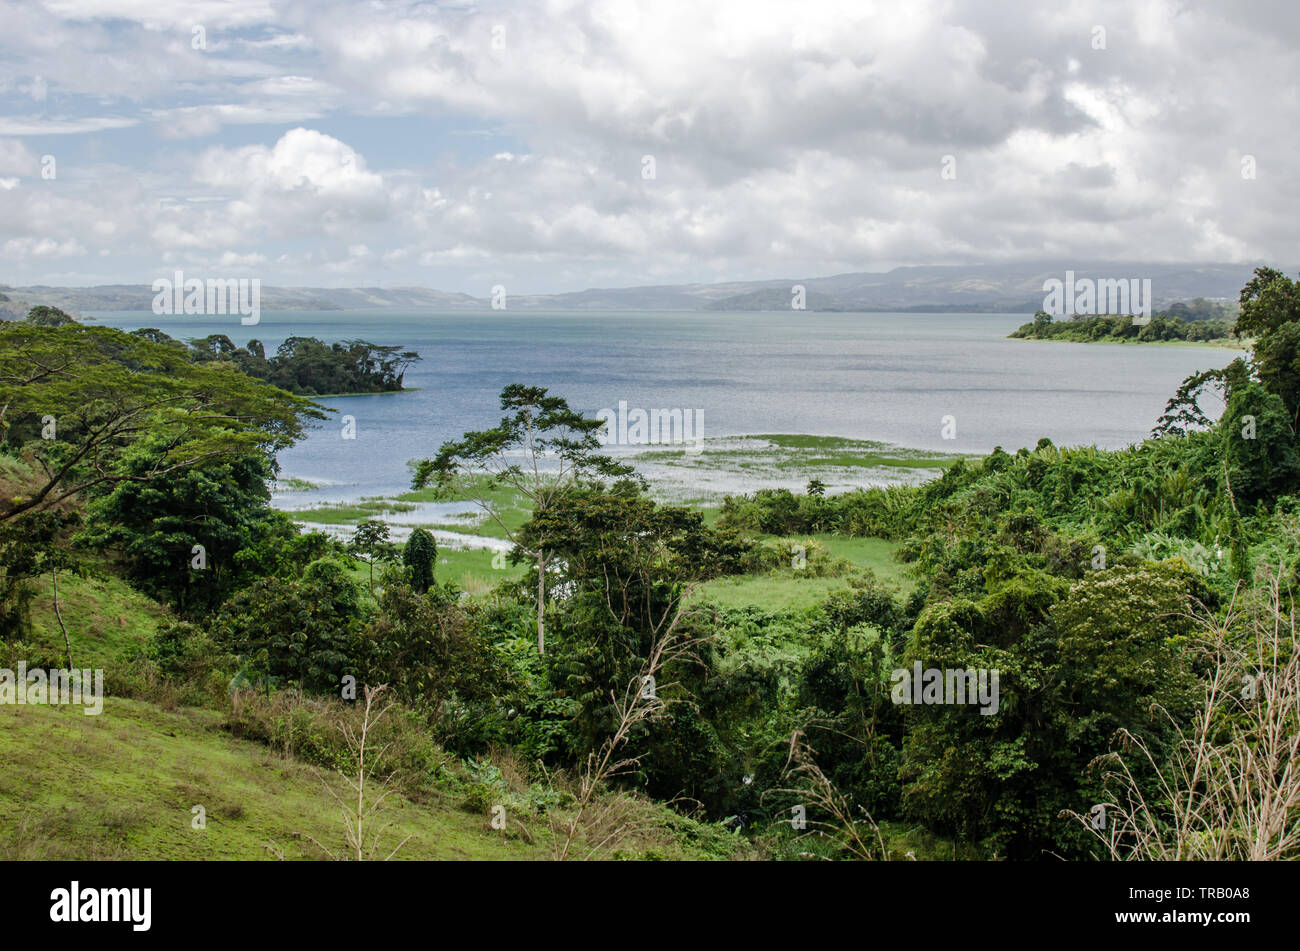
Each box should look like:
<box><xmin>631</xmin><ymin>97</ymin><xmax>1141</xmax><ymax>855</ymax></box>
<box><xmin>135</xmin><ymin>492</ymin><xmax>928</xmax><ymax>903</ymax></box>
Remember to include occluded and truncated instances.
<box><xmin>1163</xmin><ymin>296</ymin><xmax>1238</xmax><ymax>322</ymax></box>
<box><xmin>179</xmin><ymin>332</ymin><xmax>419</xmax><ymax>395</ymax></box>
<box><xmin>1</xmin><ymin>305</ymin><xmax>418</xmax><ymax>396</ymax></box>
<box><xmin>3</xmin><ymin>269</ymin><xmax>1299</xmax><ymax>860</ymax></box>
<box><xmin>1010</xmin><ymin>308</ymin><xmax>1235</xmax><ymax>343</ymax></box>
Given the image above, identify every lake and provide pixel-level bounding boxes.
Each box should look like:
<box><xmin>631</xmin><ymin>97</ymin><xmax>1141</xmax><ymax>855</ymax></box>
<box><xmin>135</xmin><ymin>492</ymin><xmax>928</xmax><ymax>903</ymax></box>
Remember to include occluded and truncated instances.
<box><xmin>89</xmin><ymin>310</ymin><xmax>1240</xmax><ymax>502</ymax></box>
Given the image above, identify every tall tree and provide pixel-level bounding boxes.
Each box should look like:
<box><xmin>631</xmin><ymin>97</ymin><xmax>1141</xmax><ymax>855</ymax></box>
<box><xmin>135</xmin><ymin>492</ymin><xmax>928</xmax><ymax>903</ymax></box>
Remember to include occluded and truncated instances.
<box><xmin>410</xmin><ymin>384</ymin><xmax>635</xmax><ymax>654</ymax></box>
<box><xmin>350</xmin><ymin>519</ymin><xmax>394</xmax><ymax>595</ymax></box>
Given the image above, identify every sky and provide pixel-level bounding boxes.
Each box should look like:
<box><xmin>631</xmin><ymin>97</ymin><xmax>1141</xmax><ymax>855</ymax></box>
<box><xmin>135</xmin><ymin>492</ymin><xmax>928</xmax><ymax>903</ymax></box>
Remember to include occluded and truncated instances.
<box><xmin>0</xmin><ymin>0</ymin><xmax>1296</xmax><ymax>295</ymax></box>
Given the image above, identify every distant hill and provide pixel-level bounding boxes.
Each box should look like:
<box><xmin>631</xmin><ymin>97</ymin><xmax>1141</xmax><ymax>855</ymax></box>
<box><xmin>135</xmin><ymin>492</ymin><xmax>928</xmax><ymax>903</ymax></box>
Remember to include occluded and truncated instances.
<box><xmin>0</xmin><ymin>284</ymin><xmax>479</xmax><ymax>315</ymax></box>
<box><xmin>2</xmin><ymin>262</ymin><xmax>1286</xmax><ymax>315</ymax></box>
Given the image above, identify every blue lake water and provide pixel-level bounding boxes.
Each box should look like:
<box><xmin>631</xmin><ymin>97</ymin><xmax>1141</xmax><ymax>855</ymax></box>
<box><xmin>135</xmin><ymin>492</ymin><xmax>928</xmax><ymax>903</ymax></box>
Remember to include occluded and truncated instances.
<box><xmin>89</xmin><ymin>310</ymin><xmax>1239</xmax><ymax>502</ymax></box>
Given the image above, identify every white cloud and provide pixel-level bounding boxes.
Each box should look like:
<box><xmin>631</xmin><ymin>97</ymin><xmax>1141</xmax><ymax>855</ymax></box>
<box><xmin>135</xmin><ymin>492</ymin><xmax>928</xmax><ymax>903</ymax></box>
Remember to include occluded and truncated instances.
<box><xmin>3</xmin><ymin>236</ymin><xmax>86</xmax><ymax>257</ymax></box>
<box><xmin>0</xmin><ymin>0</ymin><xmax>1295</xmax><ymax>289</ymax></box>
<box><xmin>0</xmin><ymin>138</ymin><xmax>37</xmax><ymax>175</ymax></box>
<box><xmin>196</xmin><ymin>128</ymin><xmax>383</xmax><ymax>196</ymax></box>
<box><xmin>0</xmin><ymin>116</ymin><xmax>138</xmax><ymax>135</ymax></box>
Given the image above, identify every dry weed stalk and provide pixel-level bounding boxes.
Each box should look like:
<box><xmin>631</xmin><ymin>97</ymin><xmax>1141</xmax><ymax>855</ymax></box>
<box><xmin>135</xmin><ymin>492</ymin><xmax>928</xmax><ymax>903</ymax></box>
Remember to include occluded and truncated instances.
<box><xmin>552</xmin><ymin>600</ymin><xmax>699</xmax><ymax>860</ymax></box>
<box><xmin>302</xmin><ymin>684</ymin><xmax>414</xmax><ymax>861</ymax></box>
<box><xmin>771</xmin><ymin>729</ymin><xmax>890</xmax><ymax>860</ymax></box>
<box><xmin>1066</xmin><ymin>567</ymin><xmax>1300</xmax><ymax>860</ymax></box>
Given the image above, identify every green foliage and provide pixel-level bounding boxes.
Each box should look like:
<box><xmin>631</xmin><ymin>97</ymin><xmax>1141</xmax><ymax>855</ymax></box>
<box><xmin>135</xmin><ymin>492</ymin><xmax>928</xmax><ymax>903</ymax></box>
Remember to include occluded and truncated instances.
<box><xmin>1220</xmin><ymin>380</ymin><xmax>1300</xmax><ymax>507</ymax></box>
<box><xmin>363</xmin><ymin>571</ymin><xmax>511</xmax><ymax>721</ymax></box>
<box><xmin>719</xmin><ymin>484</ymin><xmax>919</xmax><ymax>539</ymax></box>
<box><xmin>17</xmin><ymin>268</ymin><xmax>1300</xmax><ymax>862</ymax></box>
<box><xmin>1235</xmin><ymin>266</ymin><xmax>1300</xmax><ymax>339</ymax></box>
<box><xmin>898</xmin><ymin>564</ymin><xmax>1196</xmax><ymax>858</ymax></box>
<box><xmin>0</xmin><ymin>322</ymin><xmax>322</xmax><ymax>524</ymax></box>
<box><xmin>179</xmin><ymin>333</ymin><xmax>419</xmax><ymax>395</ymax></box>
<box><xmin>0</xmin><ymin>511</ymin><xmax>71</xmax><ymax>641</ymax></box>
<box><xmin>410</xmin><ymin>383</ymin><xmax>636</xmax><ymax>497</ymax></box>
<box><xmin>78</xmin><ymin>442</ymin><xmax>286</xmax><ymax>615</ymax></box>
<box><xmin>25</xmin><ymin>305</ymin><xmax>77</xmax><ymax>327</ymax></box>
<box><xmin>349</xmin><ymin>518</ymin><xmax>397</xmax><ymax>593</ymax></box>
<box><xmin>214</xmin><ymin>555</ymin><xmax>367</xmax><ymax>693</ymax></box>
<box><xmin>403</xmin><ymin>527</ymin><xmax>437</xmax><ymax>593</ymax></box>
<box><xmin>1010</xmin><ymin>312</ymin><xmax>1234</xmax><ymax>343</ymax></box>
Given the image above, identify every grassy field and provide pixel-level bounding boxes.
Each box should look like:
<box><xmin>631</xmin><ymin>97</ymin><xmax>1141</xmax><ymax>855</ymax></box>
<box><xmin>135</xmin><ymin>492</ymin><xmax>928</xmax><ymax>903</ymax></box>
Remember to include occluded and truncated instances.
<box><xmin>345</xmin><ymin>547</ymin><xmax>528</xmax><ymax>596</ymax></box>
<box><xmin>281</xmin><ymin>439</ymin><xmax>950</xmax><ymax>602</ymax></box>
<box><xmin>0</xmin><ymin>698</ymin><xmax>553</xmax><ymax>860</ymax></box>
<box><xmin>291</xmin><ymin>477</ymin><xmax>531</xmax><ymax>538</ymax></box>
<box><xmin>746</xmin><ymin>434</ymin><xmax>960</xmax><ymax>469</ymax></box>
<box><xmin>694</xmin><ymin>534</ymin><xmax>912</xmax><ymax>611</ymax></box>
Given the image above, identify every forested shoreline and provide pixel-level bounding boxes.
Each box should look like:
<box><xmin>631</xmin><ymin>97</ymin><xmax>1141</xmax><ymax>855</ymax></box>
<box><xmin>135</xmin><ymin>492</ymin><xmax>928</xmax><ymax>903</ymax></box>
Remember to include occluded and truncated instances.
<box><xmin>1010</xmin><ymin>308</ymin><xmax>1237</xmax><ymax>344</ymax></box>
<box><xmin>1</xmin><ymin>305</ymin><xmax>419</xmax><ymax>396</ymax></box>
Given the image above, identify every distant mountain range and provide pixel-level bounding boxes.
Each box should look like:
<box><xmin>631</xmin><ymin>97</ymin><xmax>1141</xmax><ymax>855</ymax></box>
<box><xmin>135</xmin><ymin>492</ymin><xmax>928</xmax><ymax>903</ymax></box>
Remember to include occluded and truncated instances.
<box><xmin>1</xmin><ymin>262</ymin><xmax>1284</xmax><ymax>316</ymax></box>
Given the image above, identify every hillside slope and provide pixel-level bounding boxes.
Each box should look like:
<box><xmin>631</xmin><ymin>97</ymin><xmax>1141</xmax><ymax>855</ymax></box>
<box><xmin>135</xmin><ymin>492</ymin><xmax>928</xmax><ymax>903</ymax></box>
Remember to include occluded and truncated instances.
<box><xmin>0</xmin><ymin>699</ymin><xmax>547</xmax><ymax>860</ymax></box>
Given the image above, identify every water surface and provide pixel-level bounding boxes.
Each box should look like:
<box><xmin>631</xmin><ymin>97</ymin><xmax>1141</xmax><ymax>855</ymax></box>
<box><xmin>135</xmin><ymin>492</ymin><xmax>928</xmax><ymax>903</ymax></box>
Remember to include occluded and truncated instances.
<box><xmin>90</xmin><ymin>310</ymin><xmax>1238</xmax><ymax>501</ymax></box>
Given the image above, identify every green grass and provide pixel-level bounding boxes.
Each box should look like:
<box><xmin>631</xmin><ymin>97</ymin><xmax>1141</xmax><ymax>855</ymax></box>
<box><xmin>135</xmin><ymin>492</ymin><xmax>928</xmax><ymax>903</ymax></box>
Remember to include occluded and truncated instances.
<box><xmin>392</xmin><ymin>477</ymin><xmax>533</xmax><ymax>539</ymax></box>
<box><xmin>347</xmin><ymin>548</ymin><xmax>528</xmax><ymax>597</ymax></box>
<box><xmin>750</xmin><ymin>434</ymin><xmax>961</xmax><ymax>469</ymax></box>
<box><xmin>813</xmin><ymin>535</ymin><xmax>914</xmax><ymax>591</ymax></box>
<box><xmin>696</xmin><ymin>573</ymin><xmax>863</xmax><ymax>611</ymax></box>
<box><xmin>0</xmin><ymin>452</ymin><xmax>35</xmax><ymax>489</ymax></box>
<box><xmin>0</xmin><ymin>698</ymin><xmax>550</xmax><ymax>860</ymax></box>
<box><xmin>24</xmin><ymin>569</ymin><xmax>170</xmax><ymax>670</ymax></box>
<box><xmin>291</xmin><ymin>498</ymin><xmax>420</xmax><ymax>524</ymax></box>
<box><xmin>4</xmin><ymin>561</ymin><xmax>739</xmax><ymax>861</ymax></box>
<box><xmin>273</xmin><ymin>477</ymin><xmax>321</xmax><ymax>492</ymax></box>
<box><xmin>289</xmin><ymin>478</ymin><xmax>532</xmax><ymax>540</ymax></box>
<box><xmin>436</xmin><ymin>548</ymin><xmax>526</xmax><ymax>594</ymax></box>
<box><xmin>635</xmin><ymin>434</ymin><xmax>964</xmax><ymax>474</ymax></box>
<box><xmin>694</xmin><ymin>534</ymin><xmax>911</xmax><ymax>611</ymax></box>
<box><xmin>343</xmin><ymin>543</ymin><xmax>527</xmax><ymax>601</ymax></box>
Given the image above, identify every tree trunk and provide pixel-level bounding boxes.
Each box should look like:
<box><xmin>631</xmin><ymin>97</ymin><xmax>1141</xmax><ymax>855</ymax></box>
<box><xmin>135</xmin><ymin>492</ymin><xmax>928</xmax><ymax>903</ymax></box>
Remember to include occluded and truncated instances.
<box><xmin>536</xmin><ymin>551</ymin><xmax>546</xmax><ymax>655</ymax></box>
<box><xmin>52</xmin><ymin>566</ymin><xmax>72</xmax><ymax>670</ymax></box>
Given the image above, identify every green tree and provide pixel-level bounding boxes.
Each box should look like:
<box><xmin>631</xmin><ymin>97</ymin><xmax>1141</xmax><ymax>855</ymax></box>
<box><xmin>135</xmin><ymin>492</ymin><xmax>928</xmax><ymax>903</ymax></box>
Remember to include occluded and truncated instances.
<box><xmin>215</xmin><ymin>555</ymin><xmax>366</xmax><ymax>693</ymax></box>
<box><xmin>364</xmin><ymin>572</ymin><xmax>509</xmax><ymax>712</ymax></box>
<box><xmin>0</xmin><ymin>323</ymin><xmax>321</xmax><ymax>524</ymax></box>
<box><xmin>402</xmin><ymin>528</ymin><xmax>437</xmax><ymax>593</ymax></box>
<box><xmin>899</xmin><ymin>565</ymin><xmax>1196</xmax><ymax>858</ymax></box>
<box><xmin>1220</xmin><ymin>379</ymin><xmax>1300</xmax><ymax>507</ymax></box>
<box><xmin>1253</xmin><ymin>322</ymin><xmax>1300</xmax><ymax>429</ymax></box>
<box><xmin>410</xmin><ymin>384</ymin><xmax>635</xmax><ymax>654</ymax></box>
<box><xmin>0</xmin><ymin>510</ymin><xmax>73</xmax><ymax>644</ymax></box>
<box><xmin>349</xmin><ymin>519</ymin><xmax>395</xmax><ymax>595</ymax></box>
<box><xmin>26</xmin><ymin>306</ymin><xmax>77</xmax><ymax>327</ymax></box>
<box><xmin>1235</xmin><ymin>267</ymin><xmax>1300</xmax><ymax>339</ymax></box>
<box><xmin>77</xmin><ymin>441</ymin><xmax>284</xmax><ymax>615</ymax></box>
<box><xmin>518</xmin><ymin>484</ymin><xmax>745</xmax><ymax>750</ymax></box>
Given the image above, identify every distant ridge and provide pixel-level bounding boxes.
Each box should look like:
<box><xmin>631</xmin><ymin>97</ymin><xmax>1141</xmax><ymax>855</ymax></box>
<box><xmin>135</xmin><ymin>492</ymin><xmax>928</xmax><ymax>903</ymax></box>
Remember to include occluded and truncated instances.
<box><xmin>1</xmin><ymin>262</ymin><xmax>1286</xmax><ymax>316</ymax></box>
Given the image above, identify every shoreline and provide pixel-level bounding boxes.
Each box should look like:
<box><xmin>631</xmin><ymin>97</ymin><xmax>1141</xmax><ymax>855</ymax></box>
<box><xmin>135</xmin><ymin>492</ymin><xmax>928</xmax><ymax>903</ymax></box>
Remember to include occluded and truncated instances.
<box><xmin>1007</xmin><ymin>335</ymin><xmax>1246</xmax><ymax>350</ymax></box>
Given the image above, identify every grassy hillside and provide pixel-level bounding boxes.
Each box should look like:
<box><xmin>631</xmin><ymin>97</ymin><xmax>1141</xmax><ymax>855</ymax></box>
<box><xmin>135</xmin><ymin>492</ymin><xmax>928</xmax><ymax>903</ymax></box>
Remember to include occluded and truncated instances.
<box><xmin>0</xmin><ymin>699</ymin><xmax>549</xmax><ymax>860</ymax></box>
<box><xmin>2</xmin><ymin>567</ymin><xmax>741</xmax><ymax>862</ymax></box>
<box><xmin>24</xmin><ymin>569</ymin><xmax>169</xmax><ymax>670</ymax></box>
